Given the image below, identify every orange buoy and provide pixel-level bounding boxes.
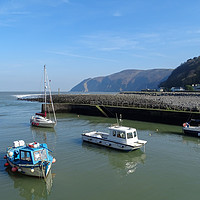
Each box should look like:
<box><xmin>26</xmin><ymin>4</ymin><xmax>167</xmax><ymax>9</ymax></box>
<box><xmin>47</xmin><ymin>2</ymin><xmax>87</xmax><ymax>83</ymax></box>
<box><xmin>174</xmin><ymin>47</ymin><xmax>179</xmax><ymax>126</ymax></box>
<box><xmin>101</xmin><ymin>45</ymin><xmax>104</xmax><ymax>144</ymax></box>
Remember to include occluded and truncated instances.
<box><xmin>52</xmin><ymin>158</ymin><xmax>56</xmax><ymax>163</ymax></box>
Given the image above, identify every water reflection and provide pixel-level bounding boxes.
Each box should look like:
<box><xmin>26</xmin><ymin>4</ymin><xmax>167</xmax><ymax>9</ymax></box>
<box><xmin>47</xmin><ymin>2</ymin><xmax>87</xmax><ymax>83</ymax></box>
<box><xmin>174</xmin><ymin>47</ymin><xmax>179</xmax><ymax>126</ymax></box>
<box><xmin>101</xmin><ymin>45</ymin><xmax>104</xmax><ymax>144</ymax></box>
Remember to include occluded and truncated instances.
<box><xmin>182</xmin><ymin>135</ymin><xmax>200</xmax><ymax>153</ymax></box>
<box><xmin>6</xmin><ymin>168</ymin><xmax>53</xmax><ymax>200</ymax></box>
<box><xmin>82</xmin><ymin>142</ymin><xmax>146</xmax><ymax>176</ymax></box>
<box><xmin>30</xmin><ymin>127</ymin><xmax>57</xmax><ymax>152</ymax></box>
<box><xmin>109</xmin><ymin>150</ymin><xmax>146</xmax><ymax>176</ymax></box>
<box><xmin>30</xmin><ymin>126</ymin><xmax>56</xmax><ymax>136</ymax></box>
<box><xmin>182</xmin><ymin>135</ymin><xmax>200</xmax><ymax>144</ymax></box>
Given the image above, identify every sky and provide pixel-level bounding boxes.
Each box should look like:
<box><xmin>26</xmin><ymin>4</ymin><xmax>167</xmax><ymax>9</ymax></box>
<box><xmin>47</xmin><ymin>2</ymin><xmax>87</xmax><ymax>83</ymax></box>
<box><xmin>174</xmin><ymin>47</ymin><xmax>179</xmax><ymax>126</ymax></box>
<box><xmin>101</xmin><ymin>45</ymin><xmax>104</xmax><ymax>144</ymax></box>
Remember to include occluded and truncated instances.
<box><xmin>1</xmin><ymin>0</ymin><xmax>200</xmax><ymax>92</ymax></box>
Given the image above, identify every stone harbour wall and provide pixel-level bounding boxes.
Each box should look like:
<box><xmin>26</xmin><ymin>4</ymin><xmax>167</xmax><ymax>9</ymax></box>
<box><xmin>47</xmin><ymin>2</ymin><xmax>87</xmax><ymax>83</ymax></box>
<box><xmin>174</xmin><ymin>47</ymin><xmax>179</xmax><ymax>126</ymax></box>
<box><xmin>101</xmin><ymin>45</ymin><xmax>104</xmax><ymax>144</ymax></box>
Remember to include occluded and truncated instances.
<box><xmin>19</xmin><ymin>92</ymin><xmax>200</xmax><ymax>125</ymax></box>
<box><xmin>48</xmin><ymin>92</ymin><xmax>200</xmax><ymax>112</ymax></box>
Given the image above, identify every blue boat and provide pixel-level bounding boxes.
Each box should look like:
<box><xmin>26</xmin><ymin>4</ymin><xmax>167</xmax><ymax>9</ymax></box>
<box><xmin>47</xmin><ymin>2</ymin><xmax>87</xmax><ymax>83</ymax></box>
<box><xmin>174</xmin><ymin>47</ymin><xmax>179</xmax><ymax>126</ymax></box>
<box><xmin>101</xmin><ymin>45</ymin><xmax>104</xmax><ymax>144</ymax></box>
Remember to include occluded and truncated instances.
<box><xmin>4</xmin><ymin>140</ymin><xmax>56</xmax><ymax>178</ymax></box>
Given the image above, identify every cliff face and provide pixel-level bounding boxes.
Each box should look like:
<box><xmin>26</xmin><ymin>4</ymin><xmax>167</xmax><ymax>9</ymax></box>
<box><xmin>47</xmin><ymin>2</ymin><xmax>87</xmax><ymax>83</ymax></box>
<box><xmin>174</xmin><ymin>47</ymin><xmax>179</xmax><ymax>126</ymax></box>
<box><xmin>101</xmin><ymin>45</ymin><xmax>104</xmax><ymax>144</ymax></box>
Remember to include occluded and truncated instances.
<box><xmin>160</xmin><ymin>56</ymin><xmax>200</xmax><ymax>88</ymax></box>
<box><xmin>71</xmin><ymin>69</ymin><xmax>173</xmax><ymax>92</ymax></box>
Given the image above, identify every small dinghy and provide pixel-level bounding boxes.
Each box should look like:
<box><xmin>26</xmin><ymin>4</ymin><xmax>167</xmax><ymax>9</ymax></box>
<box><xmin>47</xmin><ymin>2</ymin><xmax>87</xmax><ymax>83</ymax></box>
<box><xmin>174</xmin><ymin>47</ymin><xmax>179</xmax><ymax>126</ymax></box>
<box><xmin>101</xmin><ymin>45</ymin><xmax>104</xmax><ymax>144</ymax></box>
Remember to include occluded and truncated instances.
<box><xmin>4</xmin><ymin>140</ymin><xmax>56</xmax><ymax>178</ymax></box>
<box><xmin>82</xmin><ymin>125</ymin><xmax>147</xmax><ymax>151</ymax></box>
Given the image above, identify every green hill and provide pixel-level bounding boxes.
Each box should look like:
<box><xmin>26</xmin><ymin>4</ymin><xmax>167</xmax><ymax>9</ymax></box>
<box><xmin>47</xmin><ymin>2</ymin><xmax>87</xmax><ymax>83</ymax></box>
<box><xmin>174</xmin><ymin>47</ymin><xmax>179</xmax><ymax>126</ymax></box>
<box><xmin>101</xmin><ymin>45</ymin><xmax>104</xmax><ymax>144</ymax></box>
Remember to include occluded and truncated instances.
<box><xmin>160</xmin><ymin>56</ymin><xmax>200</xmax><ymax>89</ymax></box>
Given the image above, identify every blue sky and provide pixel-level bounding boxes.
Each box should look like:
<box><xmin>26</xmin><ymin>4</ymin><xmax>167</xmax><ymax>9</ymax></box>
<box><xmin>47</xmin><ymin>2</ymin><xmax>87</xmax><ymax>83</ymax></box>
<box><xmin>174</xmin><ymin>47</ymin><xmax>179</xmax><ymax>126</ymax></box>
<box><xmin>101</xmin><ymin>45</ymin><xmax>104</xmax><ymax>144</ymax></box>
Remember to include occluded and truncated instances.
<box><xmin>1</xmin><ymin>0</ymin><xmax>200</xmax><ymax>91</ymax></box>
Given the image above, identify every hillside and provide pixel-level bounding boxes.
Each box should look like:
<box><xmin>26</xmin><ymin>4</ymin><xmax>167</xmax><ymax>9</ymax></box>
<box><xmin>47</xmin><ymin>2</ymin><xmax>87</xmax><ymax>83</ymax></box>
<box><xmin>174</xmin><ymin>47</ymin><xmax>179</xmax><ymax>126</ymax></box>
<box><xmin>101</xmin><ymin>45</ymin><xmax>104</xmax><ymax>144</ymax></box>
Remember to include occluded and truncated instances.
<box><xmin>70</xmin><ymin>69</ymin><xmax>173</xmax><ymax>92</ymax></box>
<box><xmin>160</xmin><ymin>56</ymin><xmax>200</xmax><ymax>88</ymax></box>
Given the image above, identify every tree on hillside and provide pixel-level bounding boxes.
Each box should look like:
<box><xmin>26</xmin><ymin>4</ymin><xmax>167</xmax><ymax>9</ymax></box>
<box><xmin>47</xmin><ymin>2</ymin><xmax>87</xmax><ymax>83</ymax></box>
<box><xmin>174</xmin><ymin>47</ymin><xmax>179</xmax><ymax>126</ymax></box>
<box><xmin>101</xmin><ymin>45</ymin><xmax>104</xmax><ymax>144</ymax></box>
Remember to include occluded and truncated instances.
<box><xmin>185</xmin><ymin>85</ymin><xmax>194</xmax><ymax>91</ymax></box>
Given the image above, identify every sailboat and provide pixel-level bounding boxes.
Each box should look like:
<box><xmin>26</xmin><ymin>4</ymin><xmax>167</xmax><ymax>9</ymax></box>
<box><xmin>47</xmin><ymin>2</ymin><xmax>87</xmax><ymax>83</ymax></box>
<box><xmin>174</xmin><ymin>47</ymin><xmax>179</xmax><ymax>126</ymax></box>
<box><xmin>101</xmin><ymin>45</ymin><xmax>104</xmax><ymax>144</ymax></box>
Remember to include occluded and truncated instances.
<box><xmin>30</xmin><ymin>65</ymin><xmax>57</xmax><ymax>128</ymax></box>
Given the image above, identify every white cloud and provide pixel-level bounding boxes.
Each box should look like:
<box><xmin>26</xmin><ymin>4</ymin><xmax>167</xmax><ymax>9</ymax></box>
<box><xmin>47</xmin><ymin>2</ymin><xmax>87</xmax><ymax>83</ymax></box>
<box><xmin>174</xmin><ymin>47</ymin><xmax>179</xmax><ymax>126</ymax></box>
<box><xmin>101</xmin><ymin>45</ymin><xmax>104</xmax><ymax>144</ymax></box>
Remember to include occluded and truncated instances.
<box><xmin>80</xmin><ymin>34</ymin><xmax>139</xmax><ymax>52</ymax></box>
<box><xmin>47</xmin><ymin>50</ymin><xmax>117</xmax><ymax>62</ymax></box>
<box><xmin>99</xmin><ymin>47</ymin><xmax>121</xmax><ymax>51</ymax></box>
<box><xmin>3</xmin><ymin>11</ymin><xmax>30</xmax><ymax>15</ymax></box>
<box><xmin>149</xmin><ymin>52</ymin><xmax>169</xmax><ymax>58</ymax></box>
<box><xmin>113</xmin><ymin>11</ymin><xmax>122</xmax><ymax>17</ymax></box>
<box><xmin>62</xmin><ymin>0</ymin><xmax>70</xmax><ymax>3</ymax></box>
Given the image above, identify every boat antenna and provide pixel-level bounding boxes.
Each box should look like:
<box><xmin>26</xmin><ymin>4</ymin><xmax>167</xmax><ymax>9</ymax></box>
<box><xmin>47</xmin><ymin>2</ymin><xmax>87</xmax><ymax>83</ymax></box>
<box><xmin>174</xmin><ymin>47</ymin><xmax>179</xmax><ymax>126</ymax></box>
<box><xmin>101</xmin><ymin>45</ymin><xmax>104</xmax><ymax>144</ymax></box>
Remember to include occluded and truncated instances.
<box><xmin>119</xmin><ymin>114</ymin><xmax>123</xmax><ymax>126</ymax></box>
<box><xmin>47</xmin><ymin>75</ymin><xmax>57</xmax><ymax>124</ymax></box>
<box><xmin>116</xmin><ymin>113</ymin><xmax>119</xmax><ymax>126</ymax></box>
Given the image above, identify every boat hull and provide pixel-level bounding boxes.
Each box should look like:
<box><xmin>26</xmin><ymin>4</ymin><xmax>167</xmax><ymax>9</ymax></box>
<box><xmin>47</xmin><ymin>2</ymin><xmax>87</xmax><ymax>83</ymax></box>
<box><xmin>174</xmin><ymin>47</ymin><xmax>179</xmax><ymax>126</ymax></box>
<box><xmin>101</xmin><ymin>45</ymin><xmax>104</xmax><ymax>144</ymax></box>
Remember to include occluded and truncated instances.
<box><xmin>183</xmin><ymin>127</ymin><xmax>200</xmax><ymax>137</ymax></box>
<box><xmin>30</xmin><ymin>117</ymin><xmax>56</xmax><ymax>128</ymax></box>
<box><xmin>82</xmin><ymin>134</ymin><xmax>144</xmax><ymax>151</ymax></box>
<box><xmin>7</xmin><ymin>158</ymin><xmax>52</xmax><ymax>178</ymax></box>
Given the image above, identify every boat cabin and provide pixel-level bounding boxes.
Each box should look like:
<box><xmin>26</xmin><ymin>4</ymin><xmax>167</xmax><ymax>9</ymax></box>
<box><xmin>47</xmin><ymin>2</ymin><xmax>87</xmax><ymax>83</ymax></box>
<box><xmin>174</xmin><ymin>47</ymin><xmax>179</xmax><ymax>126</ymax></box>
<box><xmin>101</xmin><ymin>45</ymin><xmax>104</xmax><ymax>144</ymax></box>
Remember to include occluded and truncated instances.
<box><xmin>108</xmin><ymin>126</ymin><xmax>139</xmax><ymax>145</ymax></box>
<box><xmin>10</xmin><ymin>142</ymin><xmax>50</xmax><ymax>165</ymax></box>
<box><xmin>187</xmin><ymin>119</ymin><xmax>200</xmax><ymax>127</ymax></box>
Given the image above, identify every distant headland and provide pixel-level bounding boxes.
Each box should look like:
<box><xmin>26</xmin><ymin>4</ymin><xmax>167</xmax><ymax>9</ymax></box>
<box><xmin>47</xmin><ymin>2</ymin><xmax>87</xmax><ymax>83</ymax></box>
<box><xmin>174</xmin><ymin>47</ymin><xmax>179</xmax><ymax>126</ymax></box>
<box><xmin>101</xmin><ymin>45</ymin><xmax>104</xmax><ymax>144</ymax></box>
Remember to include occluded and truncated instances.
<box><xmin>70</xmin><ymin>56</ymin><xmax>200</xmax><ymax>93</ymax></box>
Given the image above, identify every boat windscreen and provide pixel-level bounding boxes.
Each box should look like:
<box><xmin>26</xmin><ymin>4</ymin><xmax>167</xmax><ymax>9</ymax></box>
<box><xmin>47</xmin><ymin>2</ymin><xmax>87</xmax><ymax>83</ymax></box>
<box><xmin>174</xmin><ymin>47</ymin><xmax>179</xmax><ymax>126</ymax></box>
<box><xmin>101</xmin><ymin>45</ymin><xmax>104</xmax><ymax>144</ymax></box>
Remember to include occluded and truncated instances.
<box><xmin>117</xmin><ymin>131</ymin><xmax>126</xmax><ymax>139</ymax></box>
<box><xmin>189</xmin><ymin>119</ymin><xmax>200</xmax><ymax>126</ymax></box>
<box><xmin>127</xmin><ymin>132</ymin><xmax>133</xmax><ymax>139</ymax></box>
<box><xmin>20</xmin><ymin>151</ymin><xmax>32</xmax><ymax>162</ymax></box>
<box><xmin>33</xmin><ymin>149</ymin><xmax>47</xmax><ymax>162</ymax></box>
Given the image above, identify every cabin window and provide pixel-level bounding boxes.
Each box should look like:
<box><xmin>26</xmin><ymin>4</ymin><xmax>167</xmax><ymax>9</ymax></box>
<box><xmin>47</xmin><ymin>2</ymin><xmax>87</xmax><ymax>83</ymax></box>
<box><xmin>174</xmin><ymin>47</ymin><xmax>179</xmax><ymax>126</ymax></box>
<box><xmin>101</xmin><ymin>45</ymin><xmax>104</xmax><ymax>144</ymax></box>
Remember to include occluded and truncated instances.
<box><xmin>34</xmin><ymin>151</ymin><xmax>41</xmax><ymax>161</ymax></box>
<box><xmin>34</xmin><ymin>150</ymin><xmax>47</xmax><ymax>162</ymax></box>
<box><xmin>117</xmin><ymin>131</ymin><xmax>126</xmax><ymax>139</ymax></box>
<box><xmin>113</xmin><ymin>131</ymin><xmax>117</xmax><ymax>137</ymax></box>
<box><xmin>133</xmin><ymin>131</ymin><xmax>137</xmax><ymax>137</ymax></box>
<box><xmin>20</xmin><ymin>151</ymin><xmax>31</xmax><ymax>162</ymax></box>
<box><xmin>41</xmin><ymin>149</ymin><xmax>47</xmax><ymax>160</ymax></box>
<box><xmin>127</xmin><ymin>132</ymin><xmax>133</xmax><ymax>139</ymax></box>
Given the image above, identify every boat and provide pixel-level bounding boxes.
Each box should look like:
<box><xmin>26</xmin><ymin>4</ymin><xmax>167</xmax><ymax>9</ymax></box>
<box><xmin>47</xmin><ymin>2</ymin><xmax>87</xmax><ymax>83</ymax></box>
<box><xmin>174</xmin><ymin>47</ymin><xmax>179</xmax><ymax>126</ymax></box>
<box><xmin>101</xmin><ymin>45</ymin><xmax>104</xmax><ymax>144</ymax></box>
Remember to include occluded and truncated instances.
<box><xmin>4</xmin><ymin>140</ymin><xmax>56</xmax><ymax>178</ymax></box>
<box><xmin>30</xmin><ymin>65</ymin><xmax>57</xmax><ymax>128</ymax></box>
<box><xmin>183</xmin><ymin>119</ymin><xmax>200</xmax><ymax>137</ymax></box>
<box><xmin>82</xmin><ymin>125</ymin><xmax>147</xmax><ymax>151</ymax></box>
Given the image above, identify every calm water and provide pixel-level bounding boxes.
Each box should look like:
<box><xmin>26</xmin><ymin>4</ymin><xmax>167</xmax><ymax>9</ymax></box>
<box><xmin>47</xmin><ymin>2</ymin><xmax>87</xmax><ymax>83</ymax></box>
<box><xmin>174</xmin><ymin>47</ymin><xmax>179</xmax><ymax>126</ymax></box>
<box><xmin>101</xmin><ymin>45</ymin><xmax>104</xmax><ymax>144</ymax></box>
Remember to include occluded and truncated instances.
<box><xmin>0</xmin><ymin>92</ymin><xmax>200</xmax><ymax>200</ymax></box>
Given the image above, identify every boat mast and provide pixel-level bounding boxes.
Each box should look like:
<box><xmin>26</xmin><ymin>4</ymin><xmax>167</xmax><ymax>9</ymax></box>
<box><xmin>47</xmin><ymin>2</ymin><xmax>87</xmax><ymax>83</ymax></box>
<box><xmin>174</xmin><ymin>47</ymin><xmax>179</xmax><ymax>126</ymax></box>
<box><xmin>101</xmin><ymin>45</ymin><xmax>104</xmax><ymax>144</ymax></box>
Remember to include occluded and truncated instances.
<box><xmin>44</xmin><ymin>65</ymin><xmax>47</xmax><ymax>115</ymax></box>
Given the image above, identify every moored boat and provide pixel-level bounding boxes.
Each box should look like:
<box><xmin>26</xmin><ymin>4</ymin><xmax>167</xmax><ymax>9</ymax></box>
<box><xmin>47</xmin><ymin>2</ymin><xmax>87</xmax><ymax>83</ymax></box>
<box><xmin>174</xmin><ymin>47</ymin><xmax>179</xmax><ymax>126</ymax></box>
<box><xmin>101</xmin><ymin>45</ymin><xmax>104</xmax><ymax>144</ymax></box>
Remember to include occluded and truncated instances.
<box><xmin>30</xmin><ymin>114</ymin><xmax>56</xmax><ymax>128</ymax></box>
<box><xmin>30</xmin><ymin>65</ymin><xmax>57</xmax><ymax>128</ymax></box>
<box><xmin>183</xmin><ymin>119</ymin><xmax>200</xmax><ymax>137</ymax></box>
<box><xmin>4</xmin><ymin>140</ymin><xmax>56</xmax><ymax>178</ymax></box>
<box><xmin>82</xmin><ymin>125</ymin><xmax>147</xmax><ymax>151</ymax></box>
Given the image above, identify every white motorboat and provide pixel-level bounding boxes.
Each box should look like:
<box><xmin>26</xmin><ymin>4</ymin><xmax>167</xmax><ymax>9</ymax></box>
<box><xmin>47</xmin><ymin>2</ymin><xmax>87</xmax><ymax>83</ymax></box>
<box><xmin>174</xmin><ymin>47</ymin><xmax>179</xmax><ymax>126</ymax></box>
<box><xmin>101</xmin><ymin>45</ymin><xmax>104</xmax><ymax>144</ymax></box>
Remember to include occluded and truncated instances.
<box><xmin>30</xmin><ymin>65</ymin><xmax>57</xmax><ymax>128</ymax></box>
<box><xmin>82</xmin><ymin>125</ymin><xmax>147</xmax><ymax>151</ymax></box>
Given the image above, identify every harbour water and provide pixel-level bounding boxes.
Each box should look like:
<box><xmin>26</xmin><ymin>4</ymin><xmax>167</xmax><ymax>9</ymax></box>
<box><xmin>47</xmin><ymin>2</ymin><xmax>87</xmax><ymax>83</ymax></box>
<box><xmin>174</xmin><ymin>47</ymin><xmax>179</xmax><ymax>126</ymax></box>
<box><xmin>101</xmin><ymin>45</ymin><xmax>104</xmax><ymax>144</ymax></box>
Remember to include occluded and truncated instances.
<box><xmin>0</xmin><ymin>92</ymin><xmax>200</xmax><ymax>200</ymax></box>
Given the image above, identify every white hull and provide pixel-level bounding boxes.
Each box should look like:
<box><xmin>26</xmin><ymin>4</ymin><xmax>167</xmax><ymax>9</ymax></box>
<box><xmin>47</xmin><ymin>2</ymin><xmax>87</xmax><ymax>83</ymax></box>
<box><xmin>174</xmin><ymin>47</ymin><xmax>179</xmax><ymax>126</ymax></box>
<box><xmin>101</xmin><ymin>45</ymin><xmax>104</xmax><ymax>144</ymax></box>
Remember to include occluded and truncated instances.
<box><xmin>30</xmin><ymin>116</ymin><xmax>56</xmax><ymax>128</ymax></box>
<box><xmin>82</xmin><ymin>134</ymin><xmax>145</xmax><ymax>151</ymax></box>
<box><xmin>7</xmin><ymin>159</ymin><xmax>52</xmax><ymax>178</ymax></box>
